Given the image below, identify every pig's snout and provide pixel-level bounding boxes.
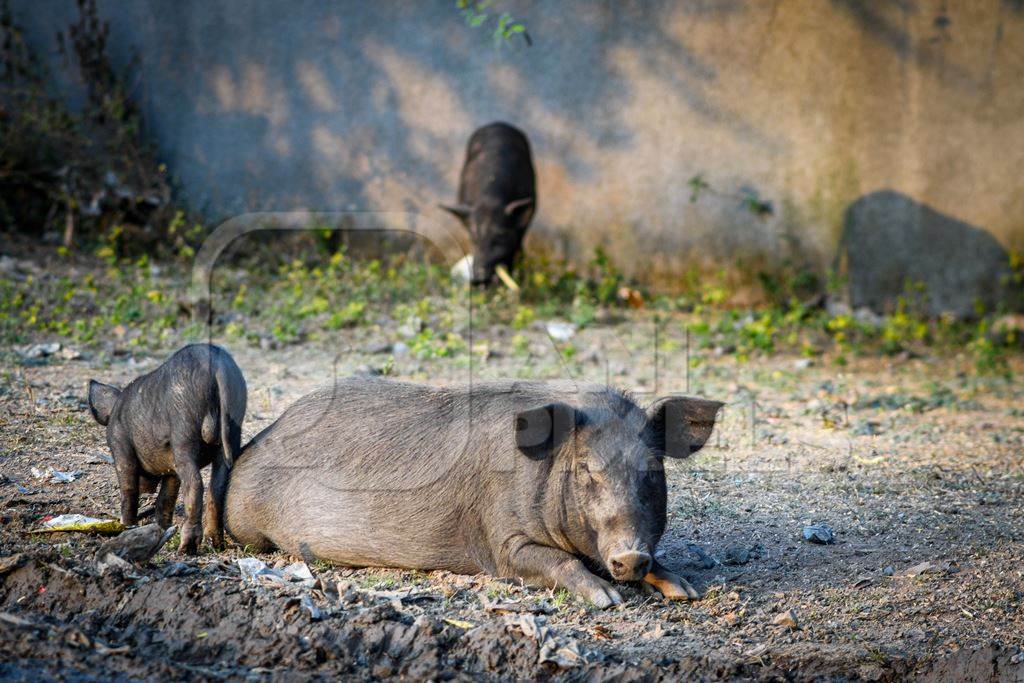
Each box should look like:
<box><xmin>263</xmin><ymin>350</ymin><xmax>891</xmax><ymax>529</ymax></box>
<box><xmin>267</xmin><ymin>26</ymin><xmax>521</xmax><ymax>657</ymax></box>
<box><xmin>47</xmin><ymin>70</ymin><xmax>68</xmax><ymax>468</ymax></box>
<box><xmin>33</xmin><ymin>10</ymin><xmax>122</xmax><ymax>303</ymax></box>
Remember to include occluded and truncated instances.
<box><xmin>607</xmin><ymin>550</ymin><xmax>652</xmax><ymax>581</ymax></box>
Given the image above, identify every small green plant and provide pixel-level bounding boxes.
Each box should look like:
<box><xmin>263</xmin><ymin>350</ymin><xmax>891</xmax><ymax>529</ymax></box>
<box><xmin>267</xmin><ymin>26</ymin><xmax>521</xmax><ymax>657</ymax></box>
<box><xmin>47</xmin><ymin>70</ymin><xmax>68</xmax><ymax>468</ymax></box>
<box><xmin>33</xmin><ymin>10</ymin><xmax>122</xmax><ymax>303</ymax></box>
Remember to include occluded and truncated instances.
<box><xmin>550</xmin><ymin>588</ymin><xmax>572</xmax><ymax>609</ymax></box>
<box><xmin>456</xmin><ymin>0</ymin><xmax>530</xmax><ymax>47</ymax></box>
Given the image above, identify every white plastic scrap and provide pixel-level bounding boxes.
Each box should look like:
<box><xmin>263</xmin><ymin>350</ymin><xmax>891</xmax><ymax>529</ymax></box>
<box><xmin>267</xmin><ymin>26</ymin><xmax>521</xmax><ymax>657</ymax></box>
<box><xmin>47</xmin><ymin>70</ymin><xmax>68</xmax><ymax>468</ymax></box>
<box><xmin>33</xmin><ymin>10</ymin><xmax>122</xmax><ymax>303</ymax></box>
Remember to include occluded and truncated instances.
<box><xmin>31</xmin><ymin>466</ymin><xmax>82</xmax><ymax>483</ymax></box>
<box><xmin>15</xmin><ymin>342</ymin><xmax>61</xmax><ymax>359</ymax></box>
<box><xmin>450</xmin><ymin>255</ymin><xmax>473</xmax><ymax>282</ymax></box>
<box><xmin>544</xmin><ymin>321</ymin><xmax>577</xmax><ymax>341</ymax></box>
<box><xmin>236</xmin><ymin>558</ymin><xmax>316</xmax><ymax>588</ymax></box>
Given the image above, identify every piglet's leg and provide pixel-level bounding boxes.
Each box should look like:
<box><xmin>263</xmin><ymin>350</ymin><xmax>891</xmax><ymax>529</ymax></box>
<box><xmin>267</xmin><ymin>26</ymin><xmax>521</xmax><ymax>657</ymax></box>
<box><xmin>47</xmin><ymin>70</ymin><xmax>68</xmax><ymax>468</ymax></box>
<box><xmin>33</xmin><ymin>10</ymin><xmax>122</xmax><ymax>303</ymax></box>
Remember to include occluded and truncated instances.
<box><xmin>155</xmin><ymin>474</ymin><xmax>180</xmax><ymax>529</ymax></box>
<box><xmin>203</xmin><ymin>452</ymin><xmax>228</xmax><ymax>550</ymax></box>
<box><xmin>505</xmin><ymin>542</ymin><xmax>623</xmax><ymax>609</ymax></box>
<box><xmin>172</xmin><ymin>441</ymin><xmax>204</xmax><ymax>554</ymax></box>
<box><xmin>111</xmin><ymin>441</ymin><xmax>139</xmax><ymax>526</ymax></box>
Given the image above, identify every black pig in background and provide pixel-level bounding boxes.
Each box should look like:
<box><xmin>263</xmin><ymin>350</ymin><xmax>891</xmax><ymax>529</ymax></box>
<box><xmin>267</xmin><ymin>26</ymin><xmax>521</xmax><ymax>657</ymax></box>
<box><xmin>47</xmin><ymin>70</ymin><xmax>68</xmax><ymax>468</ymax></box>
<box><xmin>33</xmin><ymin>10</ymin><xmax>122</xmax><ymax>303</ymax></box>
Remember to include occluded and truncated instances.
<box><xmin>441</xmin><ymin>121</ymin><xmax>536</xmax><ymax>287</ymax></box>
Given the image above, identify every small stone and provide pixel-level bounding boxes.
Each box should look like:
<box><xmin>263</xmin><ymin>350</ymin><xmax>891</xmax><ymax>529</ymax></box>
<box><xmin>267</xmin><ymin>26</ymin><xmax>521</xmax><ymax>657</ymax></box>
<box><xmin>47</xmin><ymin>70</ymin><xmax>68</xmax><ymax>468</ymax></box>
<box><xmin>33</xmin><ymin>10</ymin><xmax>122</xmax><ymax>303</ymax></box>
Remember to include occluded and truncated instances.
<box><xmin>852</xmin><ymin>420</ymin><xmax>882</xmax><ymax>436</ymax></box>
<box><xmin>686</xmin><ymin>543</ymin><xmax>718</xmax><ymax>569</ymax></box>
<box><xmin>722</xmin><ymin>545</ymin><xmax>750</xmax><ymax>566</ymax></box>
<box><xmin>802</xmin><ymin>524</ymin><xmax>834</xmax><ymax>544</ymax></box>
<box><xmin>772</xmin><ymin>609</ymin><xmax>799</xmax><ymax>629</ymax></box>
<box><xmin>883</xmin><ymin>566</ymin><xmax>895</xmax><ymax>576</ymax></box>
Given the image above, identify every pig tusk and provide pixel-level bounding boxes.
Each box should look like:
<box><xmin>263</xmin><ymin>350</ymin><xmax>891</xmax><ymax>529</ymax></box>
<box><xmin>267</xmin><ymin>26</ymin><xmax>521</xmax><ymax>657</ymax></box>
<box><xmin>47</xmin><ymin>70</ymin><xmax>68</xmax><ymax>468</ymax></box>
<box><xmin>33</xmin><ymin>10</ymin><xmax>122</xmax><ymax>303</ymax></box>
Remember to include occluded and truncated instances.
<box><xmin>494</xmin><ymin>264</ymin><xmax>520</xmax><ymax>292</ymax></box>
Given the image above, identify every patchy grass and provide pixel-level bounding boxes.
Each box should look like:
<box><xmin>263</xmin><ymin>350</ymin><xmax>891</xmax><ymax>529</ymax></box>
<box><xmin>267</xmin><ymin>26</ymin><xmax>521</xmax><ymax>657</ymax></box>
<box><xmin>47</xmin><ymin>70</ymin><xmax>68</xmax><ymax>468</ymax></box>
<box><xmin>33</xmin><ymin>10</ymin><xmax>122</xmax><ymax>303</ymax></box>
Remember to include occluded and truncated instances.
<box><xmin>0</xmin><ymin>242</ymin><xmax>1019</xmax><ymax>377</ymax></box>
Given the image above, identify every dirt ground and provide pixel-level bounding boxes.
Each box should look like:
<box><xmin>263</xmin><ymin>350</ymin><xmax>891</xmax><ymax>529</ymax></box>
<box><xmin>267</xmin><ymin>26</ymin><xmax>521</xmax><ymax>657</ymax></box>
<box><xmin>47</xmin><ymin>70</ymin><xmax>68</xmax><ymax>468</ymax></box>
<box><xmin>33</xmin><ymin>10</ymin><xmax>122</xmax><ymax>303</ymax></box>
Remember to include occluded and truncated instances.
<box><xmin>2</xmin><ymin>279</ymin><xmax>1023</xmax><ymax>680</ymax></box>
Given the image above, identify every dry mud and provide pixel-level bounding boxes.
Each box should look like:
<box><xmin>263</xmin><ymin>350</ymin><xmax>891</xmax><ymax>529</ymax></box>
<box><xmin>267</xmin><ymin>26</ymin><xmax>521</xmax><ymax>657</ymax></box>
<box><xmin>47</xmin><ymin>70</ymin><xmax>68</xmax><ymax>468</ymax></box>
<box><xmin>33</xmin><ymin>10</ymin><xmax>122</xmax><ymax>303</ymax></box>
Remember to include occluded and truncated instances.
<box><xmin>2</xmin><ymin>313</ymin><xmax>1023</xmax><ymax>681</ymax></box>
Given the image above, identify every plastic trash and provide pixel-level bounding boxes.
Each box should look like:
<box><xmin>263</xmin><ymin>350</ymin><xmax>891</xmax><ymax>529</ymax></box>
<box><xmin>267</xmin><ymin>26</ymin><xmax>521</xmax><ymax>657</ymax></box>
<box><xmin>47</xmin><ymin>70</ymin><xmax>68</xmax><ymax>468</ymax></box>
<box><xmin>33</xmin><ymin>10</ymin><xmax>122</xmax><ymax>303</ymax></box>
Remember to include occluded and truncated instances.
<box><xmin>34</xmin><ymin>514</ymin><xmax>124</xmax><ymax>535</ymax></box>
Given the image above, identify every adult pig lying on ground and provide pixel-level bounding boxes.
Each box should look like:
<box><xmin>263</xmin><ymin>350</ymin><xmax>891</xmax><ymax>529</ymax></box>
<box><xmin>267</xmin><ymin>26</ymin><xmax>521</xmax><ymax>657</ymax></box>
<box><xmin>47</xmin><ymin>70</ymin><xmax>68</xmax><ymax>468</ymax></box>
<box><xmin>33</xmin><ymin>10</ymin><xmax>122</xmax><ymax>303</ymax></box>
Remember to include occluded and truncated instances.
<box><xmin>226</xmin><ymin>378</ymin><xmax>721</xmax><ymax>606</ymax></box>
<box><xmin>88</xmin><ymin>343</ymin><xmax>247</xmax><ymax>553</ymax></box>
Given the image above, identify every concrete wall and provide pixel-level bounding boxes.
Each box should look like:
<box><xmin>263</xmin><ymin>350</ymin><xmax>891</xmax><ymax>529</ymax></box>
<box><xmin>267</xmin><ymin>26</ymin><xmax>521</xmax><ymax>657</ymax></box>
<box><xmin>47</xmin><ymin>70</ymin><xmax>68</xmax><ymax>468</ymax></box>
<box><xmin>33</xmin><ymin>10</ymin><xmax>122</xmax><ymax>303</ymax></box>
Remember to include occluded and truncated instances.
<box><xmin>13</xmin><ymin>0</ymin><xmax>1024</xmax><ymax>288</ymax></box>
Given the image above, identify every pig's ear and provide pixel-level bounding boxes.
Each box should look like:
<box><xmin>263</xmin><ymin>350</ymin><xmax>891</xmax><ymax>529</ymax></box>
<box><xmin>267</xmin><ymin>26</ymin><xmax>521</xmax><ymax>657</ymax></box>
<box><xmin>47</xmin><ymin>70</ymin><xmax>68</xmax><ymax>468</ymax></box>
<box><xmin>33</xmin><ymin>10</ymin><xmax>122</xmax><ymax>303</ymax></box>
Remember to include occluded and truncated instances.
<box><xmin>439</xmin><ymin>203</ymin><xmax>471</xmax><ymax>226</ymax></box>
<box><xmin>88</xmin><ymin>379</ymin><xmax>121</xmax><ymax>427</ymax></box>
<box><xmin>514</xmin><ymin>402</ymin><xmax>577</xmax><ymax>460</ymax></box>
<box><xmin>644</xmin><ymin>396</ymin><xmax>723</xmax><ymax>458</ymax></box>
<box><xmin>504</xmin><ymin>197</ymin><xmax>534</xmax><ymax>216</ymax></box>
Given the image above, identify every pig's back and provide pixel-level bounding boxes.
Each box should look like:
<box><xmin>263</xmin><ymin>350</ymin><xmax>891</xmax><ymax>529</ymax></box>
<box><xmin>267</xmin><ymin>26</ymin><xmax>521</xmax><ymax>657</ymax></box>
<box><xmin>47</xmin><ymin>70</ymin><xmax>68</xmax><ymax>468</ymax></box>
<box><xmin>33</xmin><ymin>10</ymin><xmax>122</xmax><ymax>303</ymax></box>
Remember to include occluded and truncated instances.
<box><xmin>225</xmin><ymin>379</ymin><xmax>499</xmax><ymax>571</ymax></box>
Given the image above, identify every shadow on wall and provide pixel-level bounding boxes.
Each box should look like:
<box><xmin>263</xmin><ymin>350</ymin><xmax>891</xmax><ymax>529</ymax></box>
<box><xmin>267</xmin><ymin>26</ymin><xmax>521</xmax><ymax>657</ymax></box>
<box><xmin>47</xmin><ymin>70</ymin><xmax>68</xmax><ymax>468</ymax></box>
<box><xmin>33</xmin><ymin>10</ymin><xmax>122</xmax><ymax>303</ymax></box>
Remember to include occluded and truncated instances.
<box><xmin>836</xmin><ymin>190</ymin><xmax>1020</xmax><ymax>318</ymax></box>
<box><xmin>7</xmin><ymin>0</ymin><xmax>781</xmax><ymax>232</ymax></box>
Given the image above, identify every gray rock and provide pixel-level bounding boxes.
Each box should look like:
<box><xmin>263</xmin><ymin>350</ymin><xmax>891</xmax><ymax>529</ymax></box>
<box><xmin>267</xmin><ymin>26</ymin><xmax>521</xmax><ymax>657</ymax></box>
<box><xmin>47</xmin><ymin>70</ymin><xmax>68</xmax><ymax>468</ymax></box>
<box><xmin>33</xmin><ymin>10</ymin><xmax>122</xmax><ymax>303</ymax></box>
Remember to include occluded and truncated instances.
<box><xmin>722</xmin><ymin>545</ymin><xmax>750</xmax><ymax>566</ymax></box>
<box><xmin>686</xmin><ymin>543</ymin><xmax>719</xmax><ymax>569</ymax></box>
<box><xmin>802</xmin><ymin>523</ymin><xmax>835</xmax><ymax>544</ymax></box>
<box><xmin>837</xmin><ymin>190</ymin><xmax>1020</xmax><ymax>319</ymax></box>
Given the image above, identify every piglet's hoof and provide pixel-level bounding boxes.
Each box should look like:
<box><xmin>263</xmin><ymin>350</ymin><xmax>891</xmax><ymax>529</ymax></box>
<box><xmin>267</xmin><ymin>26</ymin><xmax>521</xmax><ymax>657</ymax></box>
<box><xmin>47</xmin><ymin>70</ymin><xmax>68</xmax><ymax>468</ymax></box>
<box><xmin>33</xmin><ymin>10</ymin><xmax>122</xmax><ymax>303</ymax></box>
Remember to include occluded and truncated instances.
<box><xmin>204</xmin><ymin>530</ymin><xmax>225</xmax><ymax>551</ymax></box>
<box><xmin>644</xmin><ymin>567</ymin><xmax>700</xmax><ymax>601</ymax></box>
<box><xmin>178</xmin><ymin>529</ymin><xmax>200</xmax><ymax>555</ymax></box>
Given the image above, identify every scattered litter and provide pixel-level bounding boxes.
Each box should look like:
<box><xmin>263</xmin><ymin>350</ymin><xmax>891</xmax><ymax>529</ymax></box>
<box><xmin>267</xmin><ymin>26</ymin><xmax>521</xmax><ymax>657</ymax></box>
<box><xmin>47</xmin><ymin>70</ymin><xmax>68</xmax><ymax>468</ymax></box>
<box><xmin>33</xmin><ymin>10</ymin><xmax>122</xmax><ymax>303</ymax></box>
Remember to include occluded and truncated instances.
<box><xmin>902</xmin><ymin>560</ymin><xmax>954</xmax><ymax>577</ymax></box>
<box><xmin>31</xmin><ymin>466</ymin><xmax>83</xmax><ymax>484</ymax></box>
<box><xmin>494</xmin><ymin>264</ymin><xmax>520</xmax><ymax>292</ymax></box>
<box><xmin>444</xmin><ymin>618</ymin><xmax>476</xmax><ymax>630</ymax></box>
<box><xmin>236</xmin><ymin>558</ymin><xmax>316</xmax><ymax>588</ymax></box>
<box><xmin>96</xmin><ymin>524</ymin><xmax>176</xmax><ymax>564</ymax></box>
<box><xmin>363</xmin><ymin>586</ymin><xmax>441</xmax><ymax>604</ymax></box>
<box><xmin>480</xmin><ymin>594</ymin><xmax>555</xmax><ymax>615</ymax></box>
<box><xmin>686</xmin><ymin>543</ymin><xmax>719</xmax><ymax>568</ymax></box>
<box><xmin>544</xmin><ymin>321</ymin><xmax>576</xmax><ymax>341</ymax></box>
<box><xmin>83</xmin><ymin>452</ymin><xmax>114</xmax><ymax>465</ymax></box>
<box><xmin>802</xmin><ymin>523</ymin><xmax>835</xmax><ymax>544</ymax></box>
<box><xmin>506</xmin><ymin>613</ymin><xmax>592</xmax><ymax>669</ymax></box>
<box><xmin>33</xmin><ymin>514</ymin><xmax>124</xmax><ymax>535</ymax></box>
<box><xmin>450</xmin><ymin>255</ymin><xmax>473</xmax><ymax>282</ymax></box>
<box><xmin>93</xmin><ymin>641</ymin><xmax>131</xmax><ymax>656</ymax></box>
<box><xmin>15</xmin><ymin>342</ymin><xmax>61</xmax><ymax>359</ymax></box>
<box><xmin>772</xmin><ymin>609</ymin><xmax>799</xmax><ymax>629</ymax></box>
